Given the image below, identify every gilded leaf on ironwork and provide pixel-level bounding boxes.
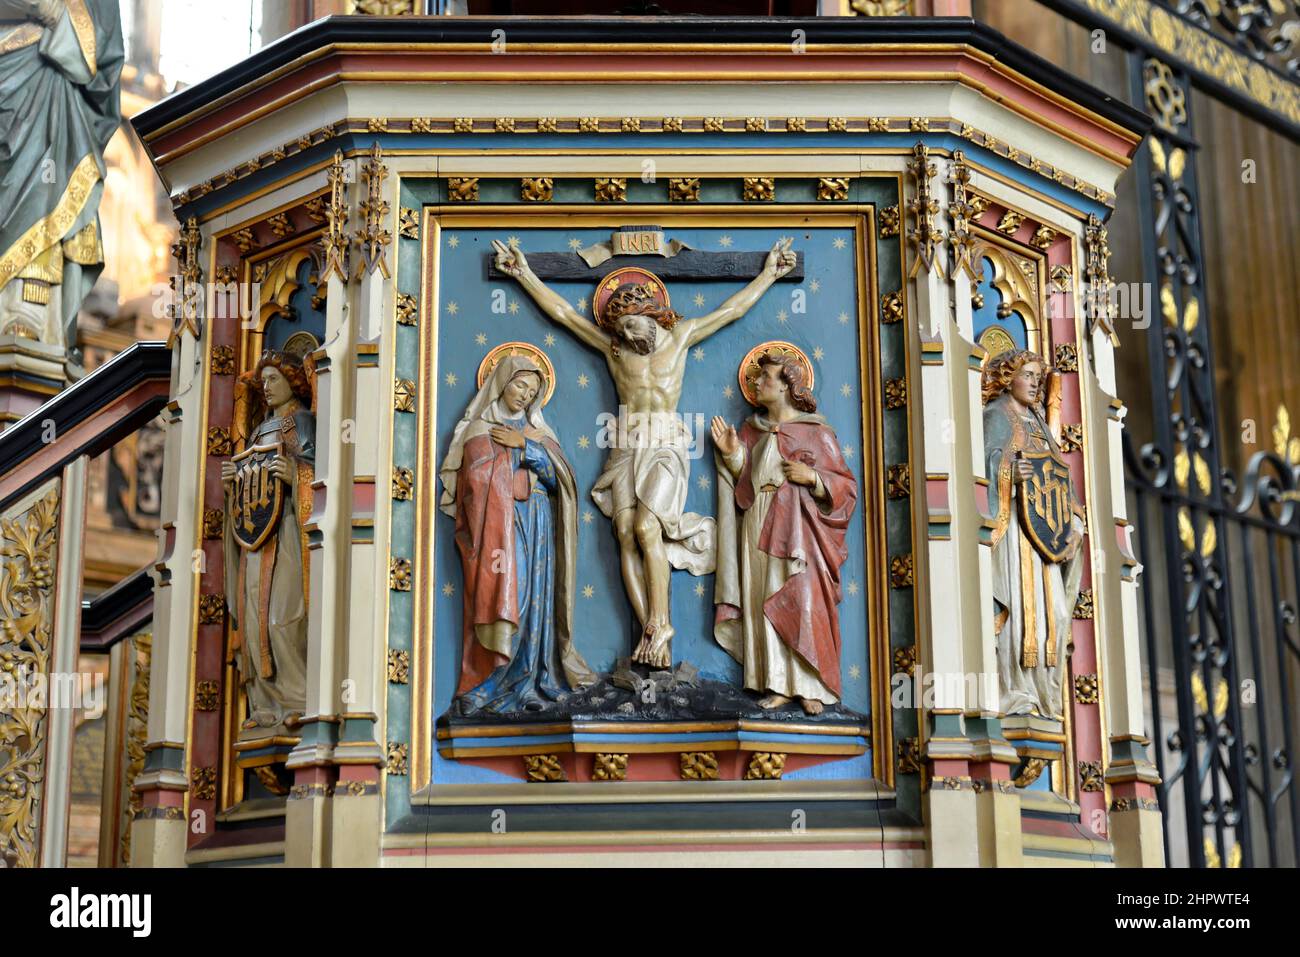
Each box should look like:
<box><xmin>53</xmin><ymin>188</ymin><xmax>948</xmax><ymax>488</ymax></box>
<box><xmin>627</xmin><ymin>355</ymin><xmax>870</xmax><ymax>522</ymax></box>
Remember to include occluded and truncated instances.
<box><xmin>1273</xmin><ymin>403</ymin><xmax>1291</xmax><ymax>458</ymax></box>
<box><xmin>1201</xmin><ymin>520</ymin><xmax>1217</xmax><ymax>558</ymax></box>
<box><xmin>1204</xmin><ymin>837</ymin><xmax>1222</xmax><ymax>868</ymax></box>
<box><xmin>1183</xmin><ymin>297</ymin><xmax>1199</xmax><ymax>333</ymax></box>
<box><xmin>1289</xmin><ymin>438</ymin><xmax>1300</xmax><ymax>465</ymax></box>
<box><xmin>1227</xmin><ymin>843</ymin><xmax>1242</xmax><ymax>868</ymax></box>
<box><xmin>1193</xmin><ymin>452</ymin><xmax>1211</xmax><ymax>495</ymax></box>
<box><xmin>1168</xmin><ymin>147</ymin><xmax>1186</xmax><ymax>182</ymax></box>
<box><xmin>1178</xmin><ymin>507</ymin><xmax>1195</xmax><ymax>552</ymax></box>
<box><xmin>1192</xmin><ymin>671</ymin><xmax>1208</xmax><ymax>714</ymax></box>
<box><xmin>1161</xmin><ymin>283</ymin><xmax>1178</xmax><ymax>327</ymax></box>
<box><xmin>1174</xmin><ymin>448</ymin><xmax>1190</xmax><ymax>490</ymax></box>
<box><xmin>1150</xmin><ymin>137</ymin><xmax>1167</xmax><ymax>173</ymax></box>
<box><xmin>1212</xmin><ymin>677</ymin><xmax>1228</xmax><ymax>719</ymax></box>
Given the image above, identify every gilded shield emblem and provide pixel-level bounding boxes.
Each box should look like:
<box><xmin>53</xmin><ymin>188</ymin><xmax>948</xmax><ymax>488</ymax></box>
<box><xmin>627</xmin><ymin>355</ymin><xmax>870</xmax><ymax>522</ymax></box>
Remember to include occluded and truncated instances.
<box><xmin>1017</xmin><ymin>450</ymin><xmax>1076</xmax><ymax>562</ymax></box>
<box><xmin>230</xmin><ymin>441</ymin><xmax>285</xmax><ymax>551</ymax></box>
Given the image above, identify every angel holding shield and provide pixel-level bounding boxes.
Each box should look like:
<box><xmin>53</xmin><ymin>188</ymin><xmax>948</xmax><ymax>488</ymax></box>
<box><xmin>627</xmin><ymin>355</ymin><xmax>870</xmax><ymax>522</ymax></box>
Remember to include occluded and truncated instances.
<box><xmin>982</xmin><ymin>349</ymin><xmax>1085</xmax><ymax>719</ymax></box>
<box><xmin>220</xmin><ymin>348</ymin><xmax>315</xmax><ymax>740</ymax></box>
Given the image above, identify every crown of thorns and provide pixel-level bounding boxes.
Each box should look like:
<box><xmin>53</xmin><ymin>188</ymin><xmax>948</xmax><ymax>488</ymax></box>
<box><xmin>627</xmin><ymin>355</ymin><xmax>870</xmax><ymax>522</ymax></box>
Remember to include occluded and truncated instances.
<box><xmin>605</xmin><ymin>282</ymin><xmax>661</xmax><ymax>318</ymax></box>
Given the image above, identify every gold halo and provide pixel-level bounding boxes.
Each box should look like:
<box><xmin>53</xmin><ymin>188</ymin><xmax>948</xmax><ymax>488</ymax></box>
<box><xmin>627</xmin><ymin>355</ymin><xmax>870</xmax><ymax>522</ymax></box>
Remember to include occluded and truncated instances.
<box><xmin>476</xmin><ymin>341</ymin><xmax>556</xmax><ymax>406</ymax></box>
<box><xmin>738</xmin><ymin>340</ymin><xmax>815</xmax><ymax>407</ymax></box>
<box><xmin>593</xmin><ymin>266</ymin><xmax>670</xmax><ymax>325</ymax></box>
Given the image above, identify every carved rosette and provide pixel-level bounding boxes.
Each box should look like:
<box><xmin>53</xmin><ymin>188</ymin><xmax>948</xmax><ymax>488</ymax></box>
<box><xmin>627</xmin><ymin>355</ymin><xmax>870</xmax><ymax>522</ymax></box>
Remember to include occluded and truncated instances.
<box><xmin>668</xmin><ymin>178</ymin><xmax>701</xmax><ymax>202</ymax></box>
<box><xmin>523</xmin><ymin>754</ymin><xmax>566</xmax><ymax>782</ymax></box>
<box><xmin>679</xmin><ymin>751</ymin><xmax>719</xmax><ymax>780</ymax></box>
<box><xmin>744</xmin><ymin>752</ymin><xmax>786</xmax><ymax>779</ymax></box>
<box><xmin>592</xmin><ymin>753</ymin><xmax>628</xmax><ymax>781</ymax></box>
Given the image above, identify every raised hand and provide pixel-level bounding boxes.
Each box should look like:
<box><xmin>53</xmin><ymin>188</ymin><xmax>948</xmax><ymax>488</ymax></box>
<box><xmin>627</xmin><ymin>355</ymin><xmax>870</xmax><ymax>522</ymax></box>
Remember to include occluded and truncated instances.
<box><xmin>221</xmin><ymin>460</ymin><xmax>237</xmax><ymax>488</ymax></box>
<box><xmin>270</xmin><ymin>454</ymin><xmax>294</xmax><ymax>483</ymax></box>
<box><xmin>491</xmin><ymin>239</ymin><xmax>529</xmax><ymax>278</ymax></box>
<box><xmin>711</xmin><ymin>415</ymin><xmax>740</xmax><ymax>456</ymax></box>
<box><xmin>763</xmin><ymin>237</ymin><xmax>797</xmax><ymax>280</ymax></box>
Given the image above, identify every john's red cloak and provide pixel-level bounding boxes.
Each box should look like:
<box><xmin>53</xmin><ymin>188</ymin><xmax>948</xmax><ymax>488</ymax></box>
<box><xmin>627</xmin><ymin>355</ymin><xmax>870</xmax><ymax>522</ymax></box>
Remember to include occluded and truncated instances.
<box><xmin>717</xmin><ymin>417</ymin><xmax>858</xmax><ymax>697</ymax></box>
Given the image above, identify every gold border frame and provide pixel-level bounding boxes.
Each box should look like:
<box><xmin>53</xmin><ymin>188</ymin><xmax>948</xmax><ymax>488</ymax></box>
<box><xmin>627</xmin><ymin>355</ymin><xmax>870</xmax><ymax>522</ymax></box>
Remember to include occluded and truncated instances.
<box><xmin>409</xmin><ymin>203</ymin><xmax>895</xmax><ymax>799</ymax></box>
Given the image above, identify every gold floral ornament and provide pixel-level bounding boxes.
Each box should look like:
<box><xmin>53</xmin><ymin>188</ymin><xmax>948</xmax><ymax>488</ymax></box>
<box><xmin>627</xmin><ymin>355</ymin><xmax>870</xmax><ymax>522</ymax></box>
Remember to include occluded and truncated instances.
<box><xmin>520</xmin><ymin>177</ymin><xmax>553</xmax><ymax>202</ymax></box>
<box><xmin>390</xmin><ymin>557</ymin><xmax>412</xmax><ymax>592</ymax></box>
<box><xmin>1074</xmin><ymin>673</ymin><xmax>1099</xmax><ymax>705</ymax></box>
<box><xmin>817</xmin><ymin>177</ymin><xmax>850</xmax><ymax>202</ymax></box>
<box><xmin>679</xmin><ymin>752</ymin><xmax>719</xmax><ymax>780</ymax></box>
<box><xmin>896</xmin><ymin>737</ymin><xmax>921</xmax><ymax>774</ymax></box>
<box><xmin>523</xmin><ymin>754</ymin><xmax>566</xmax><ymax>782</ymax></box>
<box><xmin>890</xmin><ymin>554</ymin><xmax>914</xmax><ymax>588</ymax></box>
<box><xmin>743</xmin><ymin>178</ymin><xmax>775</xmax><ymax>202</ymax></box>
<box><xmin>387</xmin><ymin>649</ymin><xmax>410</xmax><ymax>684</ymax></box>
<box><xmin>745</xmin><ymin>752</ymin><xmax>786</xmax><ymax>779</ymax></box>
<box><xmin>592</xmin><ymin>753</ymin><xmax>628</xmax><ymax>781</ymax></box>
<box><xmin>593</xmin><ymin>178</ymin><xmax>626</xmax><ymax>202</ymax></box>
<box><xmin>0</xmin><ymin>488</ymin><xmax>60</xmax><ymax>868</ymax></box>
<box><xmin>879</xmin><ymin>204</ymin><xmax>900</xmax><ymax>238</ymax></box>
<box><xmin>476</xmin><ymin>342</ymin><xmax>556</xmax><ymax>407</ymax></box>
<box><xmin>738</xmin><ymin>341</ymin><xmax>813</xmax><ymax>407</ymax></box>
<box><xmin>447</xmin><ymin>177</ymin><xmax>479</xmax><ymax>203</ymax></box>
<box><xmin>668</xmin><ymin>178</ymin><xmax>700</xmax><ymax>202</ymax></box>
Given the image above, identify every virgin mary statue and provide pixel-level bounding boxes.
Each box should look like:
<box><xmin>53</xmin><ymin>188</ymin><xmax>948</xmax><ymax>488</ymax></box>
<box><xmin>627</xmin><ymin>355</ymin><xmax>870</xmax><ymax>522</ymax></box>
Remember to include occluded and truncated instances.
<box><xmin>439</xmin><ymin>351</ymin><xmax>596</xmax><ymax>714</ymax></box>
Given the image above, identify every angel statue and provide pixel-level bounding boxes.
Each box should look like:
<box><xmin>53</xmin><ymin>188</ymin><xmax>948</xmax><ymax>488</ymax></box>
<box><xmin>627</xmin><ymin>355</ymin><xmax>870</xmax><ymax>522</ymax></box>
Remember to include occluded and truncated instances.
<box><xmin>982</xmin><ymin>348</ymin><xmax>1085</xmax><ymax>719</ymax></box>
<box><xmin>221</xmin><ymin>347</ymin><xmax>315</xmax><ymax>740</ymax></box>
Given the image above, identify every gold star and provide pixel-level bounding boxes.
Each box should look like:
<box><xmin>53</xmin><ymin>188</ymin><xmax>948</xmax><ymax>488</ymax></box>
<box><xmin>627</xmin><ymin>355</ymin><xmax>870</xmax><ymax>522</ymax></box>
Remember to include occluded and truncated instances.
<box><xmin>475</xmin><ymin>333</ymin><xmax>487</xmax><ymax>345</ymax></box>
<box><xmin>582</xmin><ymin>584</ymin><xmax>594</xmax><ymax>599</ymax></box>
<box><xmin>840</xmin><ymin>383</ymin><xmax>852</xmax><ymax>398</ymax></box>
<box><xmin>697</xmin><ymin>474</ymin><xmax>710</xmax><ymax>490</ymax></box>
<box><xmin>694</xmin><ymin>583</ymin><xmax>706</xmax><ymax>597</ymax></box>
<box><xmin>447</xmin><ymin>234</ymin><xmax>460</xmax><ymax>248</ymax></box>
<box><xmin>776</xmin><ymin>309</ymin><xmax>789</xmax><ymax>323</ymax></box>
<box><xmin>446</xmin><ymin>301</ymin><xmax>459</xmax><ymax>315</ymax></box>
<box><xmin>576</xmin><ymin>296</ymin><xmax>589</xmax><ymax>311</ymax></box>
<box><xmin>693</xmin><ymin>293</ymin><xmax>705</xmax><ymax>307</ymax></box>
<box><xmin>849</xmin><ymin>664</ymin><xmax>862</xmax><ymax>680</ymax></box>
<box><xmin>722</xmin><ymin>385</ymin><xmax>735</xmax><ymax>399</ymax></box>
<box><xmin>544</xmin><ymin>333</ymin><xmax>556</xmax><ymax>346</ymax></box>
<box><xmin>507</xmin><ymin>236</ymin><xmax>520</xmax><ymax>249</ymax></box>
<box><xmin>809</xmin><ymin>279</ymin><xmax>821</xmax><ymax>293</ymax></box>
<box><xmin>582</xmin><ymin>510</ymin><xmax>594</xmax><ymax>524</ymax></box>
<box><xmin>445</xmin><ymin>373</ymin><xmax>458</xmax><ymax>387</ymax></box>
<box><xmin>832</xmin><ymin>237</ymin><xmax>847</xmax><ymax>250</ymax></box>
<box><xmin>812</xmin><ymin>346</ymin><xmax>825</xmax><ymax>360</ymax></box>
<box><xmin>842</xmin><ymin>445</ymin><xmax>855</xmax><ymax>458</ymax></box>
<box><xmin>838</xmin><ymin>311</ymin><xmax>850</xmax><ymax>325</ymax></box>
<box><xmin>508</xmin><ymin>300</ymin><xmax>520</xmax><ymax>314</ymax></box>
<box><xmin>693</xmin><ymin>347</ymin><xmax>705</xmax><ymax>361</ymax></box>
<box><xmin>577</xmin><ymin>435</ymin><xmax>591</xmax><ymax>449</ymax></box>
<box><xmin>577</xmin><ymin>373</ymin><xmax>590</xmax><ymax>388</ymax></box>
<box><xmin>442</xmin><ymin>582</ymin><xmax>455</xmax><ymax>597</ymax></box>
<box><xmin>846</xmin><ymin>580</ymin><xmax>859</xmax><ymax>596</ymax></box>
<box><xmin>568</xmin><ymin>238</ymin><xmax>583</xmax><ymax>250</ymax></box>
<box><xmin>719</xmin><ymin>235</ymin><xmax>733</xmax><ymax>248</ymax></box>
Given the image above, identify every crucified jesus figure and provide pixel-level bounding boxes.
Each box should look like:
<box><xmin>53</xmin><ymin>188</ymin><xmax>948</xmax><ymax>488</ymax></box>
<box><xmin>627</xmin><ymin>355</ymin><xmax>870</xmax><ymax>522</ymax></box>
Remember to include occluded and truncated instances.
<box><xmin>493</xmin><ymin>237</ymin><xmax>798</xmax><ymax>667</ymax></box>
